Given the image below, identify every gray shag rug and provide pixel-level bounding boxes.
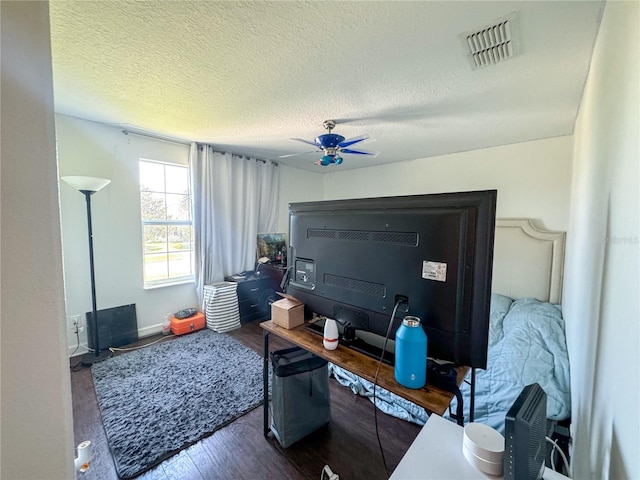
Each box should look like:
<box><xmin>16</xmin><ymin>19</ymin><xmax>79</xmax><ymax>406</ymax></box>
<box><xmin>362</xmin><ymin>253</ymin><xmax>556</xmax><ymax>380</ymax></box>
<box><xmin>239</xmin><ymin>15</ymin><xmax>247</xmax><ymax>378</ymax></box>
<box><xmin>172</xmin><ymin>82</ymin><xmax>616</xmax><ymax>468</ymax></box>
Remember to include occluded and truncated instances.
<box><xmin>92</xmin><ymin>329</ymin><xmax>266</xmax><ymax>479</ymax></box>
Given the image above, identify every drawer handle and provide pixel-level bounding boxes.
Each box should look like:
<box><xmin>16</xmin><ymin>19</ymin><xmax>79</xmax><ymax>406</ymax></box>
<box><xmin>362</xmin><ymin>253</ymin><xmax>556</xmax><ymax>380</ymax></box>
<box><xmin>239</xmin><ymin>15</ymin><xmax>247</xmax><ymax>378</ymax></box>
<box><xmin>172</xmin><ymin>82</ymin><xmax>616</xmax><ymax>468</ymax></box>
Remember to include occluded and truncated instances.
<box><xmin>250</xmin><ymin>287</ymin><xmax>259</xmax><ymax>292</ymax></box>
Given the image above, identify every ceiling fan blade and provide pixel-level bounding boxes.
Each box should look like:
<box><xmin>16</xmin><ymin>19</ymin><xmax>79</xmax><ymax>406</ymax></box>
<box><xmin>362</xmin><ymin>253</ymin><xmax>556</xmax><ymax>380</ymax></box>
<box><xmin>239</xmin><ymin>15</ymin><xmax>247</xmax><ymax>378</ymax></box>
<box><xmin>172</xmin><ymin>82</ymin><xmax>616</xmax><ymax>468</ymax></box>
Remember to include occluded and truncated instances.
<box><xmin>278</xmin><ymin>149</ymin><xmax>321</xmax><ymax>158</ymax></box>
<box><xmin>339</xmin><ymin>135</ymin><xmax>369</xmax><ymax>148</ymax></box>
<box><xmin>290</xmin><ymin>137</ymin><xmax>319</xmax><ymax>147</ymax></box>
<box><xmin>340</xmin><ymin>148</ymin><xmax>378</xmax><ymax>156</ymax></box>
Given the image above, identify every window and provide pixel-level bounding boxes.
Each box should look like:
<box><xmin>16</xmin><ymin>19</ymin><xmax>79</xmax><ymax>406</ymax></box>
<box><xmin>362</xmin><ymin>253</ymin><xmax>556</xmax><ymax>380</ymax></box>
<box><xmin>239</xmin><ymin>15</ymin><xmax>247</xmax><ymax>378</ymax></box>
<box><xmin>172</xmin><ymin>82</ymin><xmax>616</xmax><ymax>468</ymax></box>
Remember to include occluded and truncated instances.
<box><xmin>139</xmin><ymin>159</ymin><xmax>194</xmax><ymax>287</ymax></box>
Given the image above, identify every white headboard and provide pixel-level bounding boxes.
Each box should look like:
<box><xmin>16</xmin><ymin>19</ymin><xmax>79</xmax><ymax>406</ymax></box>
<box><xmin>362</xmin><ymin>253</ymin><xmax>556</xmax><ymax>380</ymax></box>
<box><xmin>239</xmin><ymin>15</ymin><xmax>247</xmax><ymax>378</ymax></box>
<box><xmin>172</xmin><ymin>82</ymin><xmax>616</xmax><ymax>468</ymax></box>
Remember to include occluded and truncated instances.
<box><xmin>492</xmin><ymin>218</ymin><xmax>566</xmax><ymax>304</ymax></box>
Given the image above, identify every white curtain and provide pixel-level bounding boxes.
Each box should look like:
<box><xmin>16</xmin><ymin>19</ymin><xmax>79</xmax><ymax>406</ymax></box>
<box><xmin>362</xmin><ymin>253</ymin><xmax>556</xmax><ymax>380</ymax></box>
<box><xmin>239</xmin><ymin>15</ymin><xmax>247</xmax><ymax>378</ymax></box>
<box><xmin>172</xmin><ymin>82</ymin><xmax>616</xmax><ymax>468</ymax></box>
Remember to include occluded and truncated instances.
<box><xmin>190</xmin><ymin>143</ymin><xmax>279</xmax><ymax>305</ymax></box>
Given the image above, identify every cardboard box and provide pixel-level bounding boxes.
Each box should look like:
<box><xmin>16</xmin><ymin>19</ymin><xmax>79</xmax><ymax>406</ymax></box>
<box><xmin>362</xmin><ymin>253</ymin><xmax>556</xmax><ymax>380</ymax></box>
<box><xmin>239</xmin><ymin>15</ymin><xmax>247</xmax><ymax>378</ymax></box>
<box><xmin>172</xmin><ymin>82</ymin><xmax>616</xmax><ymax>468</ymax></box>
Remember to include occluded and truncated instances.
<box><xmin>271</xmin><ymin>293</ymin><xmax>304</xmax><ymax>329</ymax></box>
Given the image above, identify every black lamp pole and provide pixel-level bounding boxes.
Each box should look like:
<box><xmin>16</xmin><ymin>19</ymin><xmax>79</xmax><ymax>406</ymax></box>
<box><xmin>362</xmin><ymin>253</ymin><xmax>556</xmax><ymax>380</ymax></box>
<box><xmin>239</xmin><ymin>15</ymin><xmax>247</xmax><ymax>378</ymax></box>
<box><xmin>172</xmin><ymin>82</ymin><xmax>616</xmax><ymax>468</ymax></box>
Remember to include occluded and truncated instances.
<box><xmin>62</xmin><ymin>175</ymin><xmax>112</xmax><ymax>366</ymax></box>
<box><xmin>80</xmin><ymin>189</ymin><xmax>111</xmax><ymax>365</ymax></box>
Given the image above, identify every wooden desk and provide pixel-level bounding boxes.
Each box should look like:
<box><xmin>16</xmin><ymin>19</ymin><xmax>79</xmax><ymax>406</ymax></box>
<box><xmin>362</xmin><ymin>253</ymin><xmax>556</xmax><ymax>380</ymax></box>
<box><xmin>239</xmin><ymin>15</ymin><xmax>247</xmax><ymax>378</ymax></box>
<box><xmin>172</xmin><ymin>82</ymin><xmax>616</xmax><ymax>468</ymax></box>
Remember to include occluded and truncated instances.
<box><xmin>260</xmin><ymin>320</ymin><xmax>469</xmax><ymax>436</ymax></box>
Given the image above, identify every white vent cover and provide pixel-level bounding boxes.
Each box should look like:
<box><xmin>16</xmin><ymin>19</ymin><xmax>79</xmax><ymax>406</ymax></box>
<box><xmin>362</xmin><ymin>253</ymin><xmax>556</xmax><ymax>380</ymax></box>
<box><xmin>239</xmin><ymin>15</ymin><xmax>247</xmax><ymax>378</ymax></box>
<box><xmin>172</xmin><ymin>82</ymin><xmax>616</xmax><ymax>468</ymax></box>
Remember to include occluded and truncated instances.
<box><xmin>460</xmin><ymin>13</ymin><xmax>520</xmax><ymax>69</ymax></box>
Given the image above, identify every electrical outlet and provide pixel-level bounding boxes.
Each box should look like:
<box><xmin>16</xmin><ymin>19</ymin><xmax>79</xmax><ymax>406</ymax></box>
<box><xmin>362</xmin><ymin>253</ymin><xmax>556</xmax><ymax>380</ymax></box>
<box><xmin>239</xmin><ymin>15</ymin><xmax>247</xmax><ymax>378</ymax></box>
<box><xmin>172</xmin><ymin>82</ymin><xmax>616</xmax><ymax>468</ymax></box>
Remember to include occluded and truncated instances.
<box><xmin>70</xmin><ymin>314</ymin><xmax>83</xmax><ymax>333</ymax></box>
<box><xmin>394</xmin><ymin>294</ymin><xmax>410</xmax><ymax>312</ymax></box>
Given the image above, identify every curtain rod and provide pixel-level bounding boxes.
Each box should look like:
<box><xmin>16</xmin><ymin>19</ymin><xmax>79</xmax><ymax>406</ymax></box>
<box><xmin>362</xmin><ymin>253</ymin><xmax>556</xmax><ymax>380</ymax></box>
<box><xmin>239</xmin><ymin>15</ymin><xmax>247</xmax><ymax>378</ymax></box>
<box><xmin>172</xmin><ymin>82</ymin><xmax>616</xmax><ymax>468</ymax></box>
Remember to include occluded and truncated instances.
<box><xmin>121</xmin><ymin>129</ymin><xmax>191</xmax><ymax>146</ymax></box>
<box><xmin>196</xmin><ymin>144</ymin><xmax>277</xmax><ymax>166</ymax></box>
<box><xmin>121</xmin><ymin>129</ymin><xmax>277</xmax><ymax>166</ymax></box>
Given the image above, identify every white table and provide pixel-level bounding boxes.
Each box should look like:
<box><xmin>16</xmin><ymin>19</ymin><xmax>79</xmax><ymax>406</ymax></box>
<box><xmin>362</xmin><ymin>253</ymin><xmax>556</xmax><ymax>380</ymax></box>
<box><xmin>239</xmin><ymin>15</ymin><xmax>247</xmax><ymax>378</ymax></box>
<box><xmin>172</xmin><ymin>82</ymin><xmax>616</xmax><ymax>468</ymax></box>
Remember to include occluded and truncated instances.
<box><xmin>390</xmin><ymin>414</ymin><xmax>569</xmax><ymax>480</ymax></box>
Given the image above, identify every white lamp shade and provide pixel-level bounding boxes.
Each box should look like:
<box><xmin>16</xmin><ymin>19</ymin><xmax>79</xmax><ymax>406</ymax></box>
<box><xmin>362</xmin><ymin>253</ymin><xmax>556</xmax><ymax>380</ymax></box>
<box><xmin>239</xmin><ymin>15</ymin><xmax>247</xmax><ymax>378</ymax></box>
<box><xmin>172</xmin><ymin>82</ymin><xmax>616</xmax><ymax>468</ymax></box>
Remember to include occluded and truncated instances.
<box><xmin>62</xmin><ymin>176</ymin><xmax>111</xmax><ymax>192</ymax></box>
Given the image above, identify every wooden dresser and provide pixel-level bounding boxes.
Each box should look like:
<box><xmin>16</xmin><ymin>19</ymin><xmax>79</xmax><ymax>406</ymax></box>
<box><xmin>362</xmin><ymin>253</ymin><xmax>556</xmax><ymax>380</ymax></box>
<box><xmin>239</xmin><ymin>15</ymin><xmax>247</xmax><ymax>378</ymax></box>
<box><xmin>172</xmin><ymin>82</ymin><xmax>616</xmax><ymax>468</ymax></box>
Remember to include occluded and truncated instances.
<box><xmin>258</xmin><ymin>263</ymin><xmax>287</xmax><ymax>292</ymax></box>
<box><xmin>224</xmin><ymin>272</ymin><xmax>279</xmax><ymax>323</ymax></box>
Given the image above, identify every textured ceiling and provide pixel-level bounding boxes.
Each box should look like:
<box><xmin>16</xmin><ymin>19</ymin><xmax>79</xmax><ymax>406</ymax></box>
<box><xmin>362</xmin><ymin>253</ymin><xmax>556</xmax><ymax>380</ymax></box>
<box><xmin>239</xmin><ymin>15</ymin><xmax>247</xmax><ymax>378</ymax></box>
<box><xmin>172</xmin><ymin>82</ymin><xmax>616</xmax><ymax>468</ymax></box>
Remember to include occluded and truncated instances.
<box><xmin>49</xmin><ymin>1</ymin><xmax>604</xmax><ymax>172</ymax></box>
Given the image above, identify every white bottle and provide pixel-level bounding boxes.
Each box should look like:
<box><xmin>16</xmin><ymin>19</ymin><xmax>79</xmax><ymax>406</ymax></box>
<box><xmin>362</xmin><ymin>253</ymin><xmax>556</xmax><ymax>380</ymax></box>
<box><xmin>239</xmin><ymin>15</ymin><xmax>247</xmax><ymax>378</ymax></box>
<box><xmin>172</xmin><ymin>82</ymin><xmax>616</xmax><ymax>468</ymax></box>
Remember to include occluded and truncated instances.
<box><xmin>162</xmin><ymin>313</ymin><xmax>172</xmax><ymax>336</ymax></box>
<box><xmin>323</xmin><ymin>319</ymin><xmax>339</xmax><ymax>350</ymax></box>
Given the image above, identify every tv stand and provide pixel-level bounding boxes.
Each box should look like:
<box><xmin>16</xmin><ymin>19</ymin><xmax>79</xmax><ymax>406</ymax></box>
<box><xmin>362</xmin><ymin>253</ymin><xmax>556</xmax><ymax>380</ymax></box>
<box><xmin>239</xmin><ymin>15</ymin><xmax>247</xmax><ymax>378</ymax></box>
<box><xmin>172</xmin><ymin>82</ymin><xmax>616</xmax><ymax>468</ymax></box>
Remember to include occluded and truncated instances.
<box><xmin>261</xmin><ymin>320</ymin><xmax>471</xmax><ymax>438</ymax></box>
<box><xmin>305</xmin><ymin>320</ymin><xmax>395</xmax><ymax>365</ymax></box>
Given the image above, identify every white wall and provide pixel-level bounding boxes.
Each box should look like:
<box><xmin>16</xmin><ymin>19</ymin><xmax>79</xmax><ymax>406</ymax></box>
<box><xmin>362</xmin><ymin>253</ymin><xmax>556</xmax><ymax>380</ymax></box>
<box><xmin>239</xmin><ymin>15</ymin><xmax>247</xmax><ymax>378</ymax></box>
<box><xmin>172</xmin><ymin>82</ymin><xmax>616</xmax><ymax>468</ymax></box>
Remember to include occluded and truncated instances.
<box><xmin>276</xmin><ymin>164</ymin><xmax>324</xmax><ymax>233</ymax></box>
<box><xmin>57</xmin><ymin>116</ymin><xmax>324</xmax><ymax>352</ymax></box>
<box><xmin>0</xmin><ymin>2</ymin><xmax>75</xmax><ymax>478</ymax></box>
<box><xmin>56</xmin><ymin>115</ymin><xmax>198</xmax><ymax>352</ymax></box>
<box><xmin>322</xmin><ymin>136</ymin><xmax>573</xmax><ymax>231</ymax></box>
<box><xmin>563</xmin><ymin>2</ymin><xmax>639</xmax><ymax>478</ymax></box>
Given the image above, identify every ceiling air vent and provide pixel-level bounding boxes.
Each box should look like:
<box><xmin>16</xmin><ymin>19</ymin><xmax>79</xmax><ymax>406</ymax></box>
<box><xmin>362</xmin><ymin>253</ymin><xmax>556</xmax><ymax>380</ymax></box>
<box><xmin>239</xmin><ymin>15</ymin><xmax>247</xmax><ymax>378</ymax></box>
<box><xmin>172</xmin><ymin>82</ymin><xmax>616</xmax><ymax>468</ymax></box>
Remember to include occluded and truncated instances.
<box><xmin>460</xmin><ymin>13</ymin><xmax>520</xmax><ymax>69</ymax></box>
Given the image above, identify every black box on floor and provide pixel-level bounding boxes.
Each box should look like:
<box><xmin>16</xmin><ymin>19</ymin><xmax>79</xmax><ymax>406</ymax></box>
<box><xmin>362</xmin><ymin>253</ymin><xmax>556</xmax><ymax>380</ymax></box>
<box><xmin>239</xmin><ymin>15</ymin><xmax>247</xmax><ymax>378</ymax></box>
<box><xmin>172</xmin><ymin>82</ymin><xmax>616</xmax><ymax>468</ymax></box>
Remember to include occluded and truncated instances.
<box><xmin>86</xmin><ymin>303</ymin><xmax>138</xmax><ymax>350</ymax></box>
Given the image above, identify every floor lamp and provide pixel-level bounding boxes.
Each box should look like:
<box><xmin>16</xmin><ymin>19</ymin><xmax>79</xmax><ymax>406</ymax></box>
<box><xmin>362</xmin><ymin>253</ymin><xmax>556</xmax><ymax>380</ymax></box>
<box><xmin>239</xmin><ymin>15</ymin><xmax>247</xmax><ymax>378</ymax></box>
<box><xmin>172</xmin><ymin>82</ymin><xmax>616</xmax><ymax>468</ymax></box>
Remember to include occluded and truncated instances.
<box><xmin>62</xmin><ymin>176</ymin><xmax>113</xmax><ymax>365</ymax></box>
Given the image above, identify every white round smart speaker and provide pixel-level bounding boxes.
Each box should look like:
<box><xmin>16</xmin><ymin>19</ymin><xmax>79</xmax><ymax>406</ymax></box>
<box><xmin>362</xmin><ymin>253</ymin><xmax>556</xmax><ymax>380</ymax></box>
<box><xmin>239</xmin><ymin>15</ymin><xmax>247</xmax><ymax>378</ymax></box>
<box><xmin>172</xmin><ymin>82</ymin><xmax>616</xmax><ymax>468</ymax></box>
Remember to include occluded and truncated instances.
<box><xmin>462</xmin><ymin>422</ymin><xmax>505</xmax><ymax>476</ymax></box>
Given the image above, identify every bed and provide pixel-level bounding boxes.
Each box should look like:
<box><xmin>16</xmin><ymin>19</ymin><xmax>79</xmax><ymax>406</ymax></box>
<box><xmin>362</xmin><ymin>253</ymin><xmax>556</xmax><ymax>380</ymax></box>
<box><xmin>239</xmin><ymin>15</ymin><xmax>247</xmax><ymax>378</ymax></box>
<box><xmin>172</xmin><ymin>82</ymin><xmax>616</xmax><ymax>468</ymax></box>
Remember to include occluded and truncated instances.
<box><xmin>329</xmin><ymin>218</ymin><xmax>571</xmax><ymax>432</ymax></box>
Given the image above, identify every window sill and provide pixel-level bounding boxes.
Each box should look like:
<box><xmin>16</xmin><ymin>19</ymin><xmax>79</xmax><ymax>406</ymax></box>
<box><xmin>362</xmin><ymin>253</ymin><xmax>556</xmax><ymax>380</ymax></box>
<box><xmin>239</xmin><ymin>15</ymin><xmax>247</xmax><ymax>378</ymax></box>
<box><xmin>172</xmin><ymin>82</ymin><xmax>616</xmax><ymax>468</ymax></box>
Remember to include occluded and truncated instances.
<box><xmin>144</xmin><ymin>279</ymin><xmax>195</xmax><ymax>290</ymax></box>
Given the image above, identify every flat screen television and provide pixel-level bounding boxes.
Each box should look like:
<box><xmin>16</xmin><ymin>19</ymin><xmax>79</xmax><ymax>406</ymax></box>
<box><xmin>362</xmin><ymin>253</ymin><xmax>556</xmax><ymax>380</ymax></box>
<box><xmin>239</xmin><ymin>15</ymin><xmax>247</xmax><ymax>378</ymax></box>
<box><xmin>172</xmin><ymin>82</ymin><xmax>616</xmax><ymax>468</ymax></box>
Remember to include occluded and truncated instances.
<box><xmin>285</xmin><ymin>190</ymin><xmax>496</xmax><ymax>369</ymax></box>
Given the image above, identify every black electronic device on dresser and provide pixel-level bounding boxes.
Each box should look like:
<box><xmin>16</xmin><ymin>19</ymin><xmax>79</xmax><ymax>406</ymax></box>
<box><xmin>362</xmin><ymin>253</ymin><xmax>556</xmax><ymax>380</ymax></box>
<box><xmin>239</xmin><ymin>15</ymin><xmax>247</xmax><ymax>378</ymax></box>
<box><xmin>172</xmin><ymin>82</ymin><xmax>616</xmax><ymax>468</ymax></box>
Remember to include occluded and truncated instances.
<box><xmin>225</xmin><ymin>273</ymin><xmax>278</xmax><ymax>323</ymax></box>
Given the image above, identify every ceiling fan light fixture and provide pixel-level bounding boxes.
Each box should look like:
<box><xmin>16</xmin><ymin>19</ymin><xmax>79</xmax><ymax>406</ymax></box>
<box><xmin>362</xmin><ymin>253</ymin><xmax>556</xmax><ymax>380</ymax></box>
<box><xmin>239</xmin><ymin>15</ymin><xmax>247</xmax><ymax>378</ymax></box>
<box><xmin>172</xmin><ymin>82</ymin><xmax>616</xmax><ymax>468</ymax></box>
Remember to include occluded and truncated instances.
<box><xmin>320</xmin><ymin>155</ymin><xmax>334</xmax><ymax>166</ymax></box>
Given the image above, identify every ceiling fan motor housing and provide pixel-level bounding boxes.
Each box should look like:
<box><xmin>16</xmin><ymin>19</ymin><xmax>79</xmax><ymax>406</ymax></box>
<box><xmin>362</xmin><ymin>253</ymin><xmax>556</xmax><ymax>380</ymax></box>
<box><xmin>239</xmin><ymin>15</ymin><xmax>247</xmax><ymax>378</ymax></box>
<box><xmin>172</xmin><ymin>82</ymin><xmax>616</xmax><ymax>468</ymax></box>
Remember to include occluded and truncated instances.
<box><xmin>315</xmin><ymin>133</ymin><xmax>345</xmax><ymax>149</ymax></box>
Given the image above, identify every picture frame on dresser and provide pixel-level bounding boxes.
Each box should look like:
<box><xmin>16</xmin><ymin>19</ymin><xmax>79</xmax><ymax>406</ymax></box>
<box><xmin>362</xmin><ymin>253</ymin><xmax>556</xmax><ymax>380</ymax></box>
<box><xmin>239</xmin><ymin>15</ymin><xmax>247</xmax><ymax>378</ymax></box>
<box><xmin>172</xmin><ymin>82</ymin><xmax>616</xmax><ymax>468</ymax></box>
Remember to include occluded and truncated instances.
<box><xmin>257</xmin><ymin>232</ymin><xmax>287</xmax><ymax>264</ymax></box>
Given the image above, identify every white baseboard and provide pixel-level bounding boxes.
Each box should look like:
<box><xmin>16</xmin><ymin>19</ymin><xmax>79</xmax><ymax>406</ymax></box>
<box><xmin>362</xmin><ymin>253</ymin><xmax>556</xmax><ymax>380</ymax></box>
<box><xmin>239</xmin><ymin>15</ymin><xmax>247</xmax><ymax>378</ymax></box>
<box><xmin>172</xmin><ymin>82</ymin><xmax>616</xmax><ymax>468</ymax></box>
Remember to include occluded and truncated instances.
<box><xmin>138</xmin><ymin>323</ymin><xmax>163</xmax><ymax>339</ymax></box>
<box><xmin>68</xmin><ymin>323</ymin><xmax>163</xmax><ymax>358</ymax></box>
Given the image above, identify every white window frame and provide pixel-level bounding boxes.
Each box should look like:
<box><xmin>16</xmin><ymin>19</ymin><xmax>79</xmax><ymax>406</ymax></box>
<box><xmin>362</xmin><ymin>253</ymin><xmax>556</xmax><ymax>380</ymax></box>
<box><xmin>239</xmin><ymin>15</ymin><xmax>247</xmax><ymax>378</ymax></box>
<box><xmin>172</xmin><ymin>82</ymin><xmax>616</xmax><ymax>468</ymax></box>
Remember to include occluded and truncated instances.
<box><xmin>139</xmin><ymin>158</ymin><xmax>194</xmax><ymax>288</ymax></box>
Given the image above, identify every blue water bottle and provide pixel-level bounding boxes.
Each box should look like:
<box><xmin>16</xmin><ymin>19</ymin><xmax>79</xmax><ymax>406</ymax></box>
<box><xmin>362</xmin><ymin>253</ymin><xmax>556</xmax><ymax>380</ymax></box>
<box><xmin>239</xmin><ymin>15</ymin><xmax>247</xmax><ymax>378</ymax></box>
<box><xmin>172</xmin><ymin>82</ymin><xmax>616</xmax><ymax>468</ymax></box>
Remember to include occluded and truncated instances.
<box><xmin>394</xmin><ymin>316</ymin><xmax>427</xmax><ymax>389</ymax></box>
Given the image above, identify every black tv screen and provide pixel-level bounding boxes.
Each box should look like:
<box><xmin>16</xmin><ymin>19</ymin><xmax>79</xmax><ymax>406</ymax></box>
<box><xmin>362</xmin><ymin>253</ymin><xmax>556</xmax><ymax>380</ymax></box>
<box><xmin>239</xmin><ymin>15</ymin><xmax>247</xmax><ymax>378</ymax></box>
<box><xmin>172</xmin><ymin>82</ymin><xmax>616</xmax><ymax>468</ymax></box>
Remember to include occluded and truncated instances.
<box><xmin>286</xmin><ymin>190</ymin><xmax>496</xmax><ymax>368</ymax></box>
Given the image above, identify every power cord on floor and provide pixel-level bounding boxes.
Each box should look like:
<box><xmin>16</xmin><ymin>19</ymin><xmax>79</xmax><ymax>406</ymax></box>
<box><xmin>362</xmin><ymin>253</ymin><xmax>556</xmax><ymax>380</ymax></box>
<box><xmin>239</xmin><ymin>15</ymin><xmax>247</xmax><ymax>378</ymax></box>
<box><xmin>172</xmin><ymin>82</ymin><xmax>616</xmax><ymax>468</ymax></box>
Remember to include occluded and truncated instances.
<box><xmin>321</xmin><ymin>464</ymin><xmax>339</xmax><ymax>480</ymax></box>
<box><xmin>373</xmin><ymin>300</ymin><xmax>402</xmax><ymax>479</ymax></box>
<box><xmin>69</xmin><ymin>326</ymin><xmax>84</xmax><ymax>371</ymax></box>
<box><xmin>70</xmin><ymin>333</ymin><xmax>176</xmax><ymax>371</ymax></box>
<box><xmin>108</xmin><ymin>334</ymin><xmax>176</xmax><ymax>352</ymax></box>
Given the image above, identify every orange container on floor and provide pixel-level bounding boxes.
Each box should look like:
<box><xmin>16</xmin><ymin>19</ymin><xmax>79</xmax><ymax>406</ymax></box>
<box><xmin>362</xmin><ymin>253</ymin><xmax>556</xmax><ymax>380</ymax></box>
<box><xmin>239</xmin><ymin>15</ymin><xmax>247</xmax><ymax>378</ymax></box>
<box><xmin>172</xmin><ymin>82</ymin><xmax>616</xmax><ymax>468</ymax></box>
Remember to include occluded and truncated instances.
<box><xmin>170</xmin><ymin>311</ymin><xmax>206</xmax><ymax>335</ymax></box>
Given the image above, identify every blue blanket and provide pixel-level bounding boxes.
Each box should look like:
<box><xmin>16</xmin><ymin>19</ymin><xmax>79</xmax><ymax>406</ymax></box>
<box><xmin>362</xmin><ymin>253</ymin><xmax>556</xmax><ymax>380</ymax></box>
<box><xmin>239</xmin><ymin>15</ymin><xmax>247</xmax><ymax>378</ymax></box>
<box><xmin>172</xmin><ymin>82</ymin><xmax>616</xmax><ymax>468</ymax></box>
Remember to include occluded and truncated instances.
<box><xmin>449</xmin><ymin>295</ymin><xmax>571</xmax><ymax>432</ymax></box>
<box><xmin>329</xmin><ymin>295</ymin><xmax>571</xmax><ymax>432</ymax></box>
<box><xmin>328</xmin><ymin>364</ymin><xmax>429</xmax><ymax>425</ymax></box>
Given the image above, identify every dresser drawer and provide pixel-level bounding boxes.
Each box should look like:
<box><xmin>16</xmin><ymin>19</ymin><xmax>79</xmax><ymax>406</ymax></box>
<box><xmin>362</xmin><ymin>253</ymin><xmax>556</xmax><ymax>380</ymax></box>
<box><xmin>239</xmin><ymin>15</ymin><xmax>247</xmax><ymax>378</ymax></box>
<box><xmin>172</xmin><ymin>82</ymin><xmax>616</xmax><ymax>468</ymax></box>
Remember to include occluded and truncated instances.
<box><xmin>224</xmin><ymin>274</ymin><xmax>275</xmax><ymax>323</ymax></box>
<box><xmin>236</xmin><ymin>277</ymin><xmax>271</xmax><ymax>299</ymax></box>
<box><xmin>239</xmin><ymin>298</ymin><xmax>263</xmax><ymax>317</ymax></box>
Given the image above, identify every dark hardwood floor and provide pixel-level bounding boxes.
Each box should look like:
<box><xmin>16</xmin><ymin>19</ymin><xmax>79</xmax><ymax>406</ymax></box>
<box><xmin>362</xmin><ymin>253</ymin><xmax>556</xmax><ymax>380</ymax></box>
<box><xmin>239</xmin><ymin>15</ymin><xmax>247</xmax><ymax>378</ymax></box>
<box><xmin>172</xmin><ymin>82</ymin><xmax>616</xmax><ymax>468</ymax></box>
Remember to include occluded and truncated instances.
<box><xmin>70</xmin><ymin>321</ymin><xmax>421</xmax><ymax>479</ymax></box>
